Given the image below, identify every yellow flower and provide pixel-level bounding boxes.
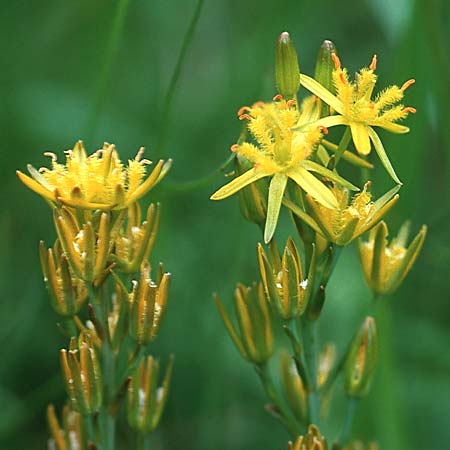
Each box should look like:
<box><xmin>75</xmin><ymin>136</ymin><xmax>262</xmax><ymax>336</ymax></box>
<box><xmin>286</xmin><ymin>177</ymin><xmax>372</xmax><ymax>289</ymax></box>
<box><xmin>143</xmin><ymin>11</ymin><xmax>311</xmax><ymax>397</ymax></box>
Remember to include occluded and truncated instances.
<box><xmin>17</xmin><ymin>141</ymin><xmax>172</xmax><ymax>210</ymax></box>
<box><xmin>287</xmin><ymin>425</ymin><xmax>328</xmax><ymax>450</ymax></box>
<box><xmin>302</xmin><ymin>183</ymin><xmax>400</xmax><ymax>246</ymax></box>
<box><xmin>300</xmin><ymin>54</ymin><xmax>416</xmax><ymax>183</ymax></box>
<box><xmin>359</xmin><ymin>220</ymin><xmax>427</xmax><ymax>295</ymax></box>
<box><xmin>211</xmin><ymin>97</ymin><xmax>358</xmax><ymax>243</ymax></box>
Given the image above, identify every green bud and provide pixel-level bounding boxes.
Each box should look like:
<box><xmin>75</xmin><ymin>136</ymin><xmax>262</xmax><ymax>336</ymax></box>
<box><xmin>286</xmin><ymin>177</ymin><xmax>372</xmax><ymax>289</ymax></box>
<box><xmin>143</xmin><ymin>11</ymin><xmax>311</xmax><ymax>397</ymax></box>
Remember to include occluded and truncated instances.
<box><xmin>235</xmin><ymin>154</ymin><xmax>268</xmax><ymax>226</ymax></box>
<box><xmin>314</xmin><ymin>40</ymin><xmax>337</xmax><ymax>118</ymax></box>
<box><xmin>214</xmin><ymin>282</ymin><xmax>273</xmax><ymax>364</ymax></box>
<box><xmin>275</xmin><ymin>31</ymin><xmax>300</xmax><ymax>99</ymax></box>
<box><xmin>127</xmin><ymin>355</ymin><xmax>174</xmax><ymax>433</ymax></box>
<box><xmin>344</xmin><ymin>317</ymin><xmax>378</xmax><ymax>398</ymax></box>
<box><xmin>47</xmin><ymin>404</ymin><xmax>87</xmax><ymax>450</ymax></box>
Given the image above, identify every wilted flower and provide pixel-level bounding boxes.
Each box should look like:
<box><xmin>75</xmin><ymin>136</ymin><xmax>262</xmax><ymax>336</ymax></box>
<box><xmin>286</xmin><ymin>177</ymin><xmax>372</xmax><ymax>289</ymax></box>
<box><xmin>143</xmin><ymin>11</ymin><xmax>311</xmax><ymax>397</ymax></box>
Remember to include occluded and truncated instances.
<box><xmin>214</xmin><ymin>282</ymin><xmax>273</xmax><ymax>364</ymax></box>
<box><xmin>211</xmin><ymin>97</ymin><xmax>358</xmax><ymax>243</ymax></box>
<box><xmin>359</xmin><ymin>220</ymin><xmax>427</xmax><ymax>295</ymax></box>
<box><xmin>287</xmin><ymin>425</ymin><xmax>328</xmax><ymax>450</ymax></box>
<box><xmin>60</xmin><ymin>331</ymin><xmax>102</xmax><ymax>415</ymax></box>
<box><xmin>300</xmin><ymin>54</ymin><xmax>415</xmax><ymax>183</ymax></box>
<box><xmin>127</xmin><ymin>355</ymin><xmax>174</xmax><ymax>433</ymax></box>
<box><xmin>17</xmin><ymin>141</ymin><xmax>172</xmax><ymax>210</ymax></box>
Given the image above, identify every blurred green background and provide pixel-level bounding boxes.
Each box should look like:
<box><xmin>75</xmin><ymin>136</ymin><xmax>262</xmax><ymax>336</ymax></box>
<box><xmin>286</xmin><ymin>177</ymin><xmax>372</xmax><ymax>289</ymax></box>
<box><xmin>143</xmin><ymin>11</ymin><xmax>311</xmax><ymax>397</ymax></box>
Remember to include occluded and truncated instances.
<box><xmin>1</xmin><ymin>0</ymin><xmax>449</xmax><ymax>449</ymax></box>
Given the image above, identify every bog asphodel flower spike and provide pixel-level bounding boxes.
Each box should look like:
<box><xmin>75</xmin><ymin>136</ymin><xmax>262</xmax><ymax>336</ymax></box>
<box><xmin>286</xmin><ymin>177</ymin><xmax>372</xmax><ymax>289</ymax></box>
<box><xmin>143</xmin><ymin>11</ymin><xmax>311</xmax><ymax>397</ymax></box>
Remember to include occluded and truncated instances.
<box><xmin>211</xmin><ymin>97</ymin><xmax>358</xmax><ymax>243</ymax></box>
<box><xmin>17</xmin><ymin>141</ymin><xmax>172</xmax><ymax>210</ymax></box>
<box><xmin>300</xmin><ymin>53</ymin><xmax>416</xmax><ymax>183</ymax></box>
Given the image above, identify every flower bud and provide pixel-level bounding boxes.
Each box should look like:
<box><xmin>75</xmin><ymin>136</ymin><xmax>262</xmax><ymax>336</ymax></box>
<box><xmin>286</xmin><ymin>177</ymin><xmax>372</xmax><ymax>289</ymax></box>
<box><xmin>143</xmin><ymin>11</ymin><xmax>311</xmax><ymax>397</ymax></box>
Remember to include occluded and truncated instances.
<box><xmin>60</xmin><ymin>331</ymin><xmax>102</xmax><ymax>415</ymax></box>
<box><xmin>40</xmin><ymin>241</ymin><xmax>87</xmax><ymax>316</ymax></box>
<box><xmin>235</xmin><ymin>154</ymin><xmax>268</xmax><ymax>227</ymax></box>
<box><xmin>344</xmin><ymin>317</ymin><xmax>377</xmax><ymax>398</ymax></box>
<box><xmin>128</xmin><ymin>264</ymin><xmax>171</xmax><ymax>345</ymax></box>
<box><xmin>258</xmin><ymin>238</ymin><xmax>315</xmax><ymax>320</ymax></box>
<box><xmin>127</xmin><ymin>355</ymin><xmax>174</xmax><ymax>433</ymax></box>
<box><xmin>275</xmin><ymin>31</ymin><xmax>300</xmax><ymax>99</ymax></box>
<box><xmin>314</xmin><ymin>40</ymin><xmax>337</xmax><ymax>105</ymax></box>
<box><xmin>359</xmin><ymin>220</ymin><xmax>427</xmax><ymax>295</ymax></box>
<box><xmin>47</xmin><ymin>403</ymin><xmax>87</xmax><ymax>450</ymax></box>
<box><xmin>214</xmin><ymin>282</ymin><xmax>273</xmax><ymax>365</ymax></box>
<box><xmin>280</xmin><ymin>350</ymin><xmax>307</xmax><ymax>423</ymax></box>
<box><xmin>113</xmin><ymin>202</ymin><xmax>160</xmax><ymax>273</ymax></box>
<box><xmin>54</xmin><ymin>208</ymin><xmax>113</xmax><ymax>282</ymax></box>
<box><xmin>287</xmin><ymin>425</ymin><xmax>328</xmax><ymax>450</ymax></box>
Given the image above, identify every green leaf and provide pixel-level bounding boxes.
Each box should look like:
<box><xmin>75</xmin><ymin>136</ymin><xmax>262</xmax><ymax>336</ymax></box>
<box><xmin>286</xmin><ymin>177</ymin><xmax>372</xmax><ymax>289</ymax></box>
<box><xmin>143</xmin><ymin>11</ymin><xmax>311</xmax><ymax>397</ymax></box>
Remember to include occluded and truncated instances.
<box><xmin>264</xmin><ymin>173</ymin><xmax>288</xmax><ymax>243</ymax></box>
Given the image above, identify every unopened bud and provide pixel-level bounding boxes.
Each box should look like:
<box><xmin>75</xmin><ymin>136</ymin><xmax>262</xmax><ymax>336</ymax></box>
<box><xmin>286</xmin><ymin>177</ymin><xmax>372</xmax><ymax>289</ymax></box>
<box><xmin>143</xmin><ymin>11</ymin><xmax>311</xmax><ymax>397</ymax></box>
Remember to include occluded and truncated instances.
<box><xmin>275</xmin><ymin>31</ymin><xmax>300</xmax><ymax>99</ymax></box>
<box><xmin>287</xmin><ymin>425</ymin><xmax>328</xmax><ymax>450</ymax></box>
<box><xmin>344</xmin><ymin>317</ymin><xmax>377</xmax><ymax>398</ymax></box>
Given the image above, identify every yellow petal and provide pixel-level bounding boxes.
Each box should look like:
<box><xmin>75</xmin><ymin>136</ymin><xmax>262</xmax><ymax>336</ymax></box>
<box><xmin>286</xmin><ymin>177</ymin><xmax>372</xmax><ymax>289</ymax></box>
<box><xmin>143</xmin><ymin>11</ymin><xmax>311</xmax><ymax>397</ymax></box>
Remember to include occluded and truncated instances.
<box><xmin>350</xmin><ymin>122</ymin><xmax>371</xmax><ymax>155</ymax></box>
<box><xmin>299</xmin><ymin>74</ymin><xmax>344</xmax><ymax>115</ymax></box>
<box><xmin>264</xmin><ymin>173</ymin><xmax>288</xmax><ymax>243</ymax></box>
<box><xmin>16</xmin><ymin>170</ymin><xmax>56</xmax><ymax>201</ymax></box>
<box><xmin>210</xmin><ymin>169</ymin><xmax>270</xmax><ymax>200</ymax></box>
<box><xmin>287</xmin><ymin>167</ymin><xmax>338</xmax><ymax>209</ymax></box>
<box><xmin>380</xmin><ymin>123</ymin><xmax>410</xmax><ymax>134</ymax></box>
<box><xmin>367</xmin><ymin>127</ymin><xmax>402</xmax><ymax>184</ymax></box>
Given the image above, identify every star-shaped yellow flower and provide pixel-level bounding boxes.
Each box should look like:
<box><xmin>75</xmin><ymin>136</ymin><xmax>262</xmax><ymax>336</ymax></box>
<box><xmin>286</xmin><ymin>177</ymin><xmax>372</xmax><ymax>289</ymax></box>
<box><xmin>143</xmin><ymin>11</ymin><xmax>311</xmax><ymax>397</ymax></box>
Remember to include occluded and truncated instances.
<box><xmin>17</xmin><ymin>141</ymin><xmax>172</xmax><ymax>210</ymax></box>
<box><xmin>299</xmin><ymin>54</ymin><xmax>416</xmax><ymax>184</ymax></box>
<box><xmin>211</xmin><ymin>97</ymin><xmax>358</xmax><ymax>243</ymax></box>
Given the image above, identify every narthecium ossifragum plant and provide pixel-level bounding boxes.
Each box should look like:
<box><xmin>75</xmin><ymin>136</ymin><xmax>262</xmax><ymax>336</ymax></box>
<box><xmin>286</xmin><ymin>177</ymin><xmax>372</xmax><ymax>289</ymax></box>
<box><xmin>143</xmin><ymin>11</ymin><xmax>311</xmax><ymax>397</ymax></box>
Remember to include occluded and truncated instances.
<box><xmin>17</xmin><ymin>142</ymin><xmax>173</xmax><ymax>450</ymax></box>
<box><xmin>211</xmin><ymin>32</ymin><xmax>426</xmax><ymax>449</ymax></box>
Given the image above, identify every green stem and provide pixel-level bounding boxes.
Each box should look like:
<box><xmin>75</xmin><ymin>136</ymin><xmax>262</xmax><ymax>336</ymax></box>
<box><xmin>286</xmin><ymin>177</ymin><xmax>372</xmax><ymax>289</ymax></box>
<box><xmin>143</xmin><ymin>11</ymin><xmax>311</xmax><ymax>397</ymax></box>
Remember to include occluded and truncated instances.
<box><xmin>302</xmin><ymin>319</ymin><xmax>320</xmax><ymax>426</ymax></box>
<box><xmin>255</xmin><ymin>363</ymin><xmax>300</xmax><ymax>437</ymax></box>
<box><xmin>337</xmin><ymin>397</ymin><xmax>359</xmax><ymax>446</ymax></box>
<box><xmin>87</xmin><ymin>0</ymin><xmax>130</xmax><ymax>141</ymax></box>
<box><xmin>85</xmin><ymin>414</ymin><xmax>98</xmax><ymax>449</ymax></box>
<box><xmin>136</xmin><ymin>432</ymin><xmax>150</xmax><ymax>450</ymax></box>
<box><xmin>333</xmin><ymin>127</ymin><xmax>352</xmax><ymax>168</ymax></box>
<box><xmin>156</xmin><ymin>0</ymin><xmax>204</xmax><ymax>155</ymax></box>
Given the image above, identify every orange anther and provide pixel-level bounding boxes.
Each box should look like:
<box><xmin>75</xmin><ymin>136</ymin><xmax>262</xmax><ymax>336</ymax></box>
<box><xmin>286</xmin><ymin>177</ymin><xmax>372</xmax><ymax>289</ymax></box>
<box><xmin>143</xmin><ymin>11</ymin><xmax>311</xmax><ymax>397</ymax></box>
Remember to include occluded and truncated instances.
<box><xmin>239</xmin><ymin>114</ymin><xmax>252</xmax><ymax>121</ymax></box>
<box><xmin>253</xmin><ymin>163</ymin><xmax>261</xmax><ymax>171</ymax></box>
<box><xmin>403</xmin><ymin>106</ymin><xmax>416</xmax><ymax>114</ymax></box>
<box><xmin>252</xmin><ymin>101</ymin><xmax>265</xmax><ymax>108</ymax></box>
<box><xmin>230</xmin><ymin>144</ymin><xmax>239</xmax><ymax>152</ymax></box>
<box><xmin>401</xmin><ymin>79</ymin><xmax>415</xmax><ymax>91</ymax></box>
<box><xmin>331</xmin><ymin>52</ymin><xmax>341</xmax><ymax>69</ymax></box>
<box><xmin>237</xmin><ymin>106</ymin><xmax>251</xmax><ymax>116</ymax></box>
<box><xmin>286</xmin><ymin>99</ymin><xmax>297</xmax><ymax>108</ymax></box>
<box><xmin>273</xmin><ymin>94</ymin><xmax>283</xmax><ymax>101</ymax></box>
<box><xmin>318</xmin><ymin>125</ymin><xmax>329</xmax><ymax>135</ymax></box>
<box><xmin>339</xmin><ymin>72</ymin><xmax>348</xmax><ymax>85</ymax></box>
<box><xmin>369</xmin><ymin>54</ymin><xmax>377</xmax><ymax>71</ymax></box>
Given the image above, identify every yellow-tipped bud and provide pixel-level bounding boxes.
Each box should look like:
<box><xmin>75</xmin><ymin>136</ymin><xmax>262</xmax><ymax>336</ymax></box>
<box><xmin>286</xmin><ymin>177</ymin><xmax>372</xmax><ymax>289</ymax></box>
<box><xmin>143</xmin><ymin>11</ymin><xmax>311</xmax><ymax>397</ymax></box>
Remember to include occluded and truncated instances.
<box><xmin>113</xmin><ymin>202</ymin><xmax>160</xmax><ymax>273</ymax></box>
<box><xmin>40</xmin><ymin>241</ymin><xmax>87</xmax><ymax>316</ymax></box>
<box><xmin>287</xmin><ymin>425</ymin><xmax>328</xmax><ymax>450</ymax></box>
<box><xmin>359</xmin><ymin>220</ymin><xmax>427</xmax><ymax>295</ymax></box>
<box><xmin>128</xmin><ymin>265</ymin><xmax>171</xmax><ymax>345</ymax></box>
<box><xmin>280</xmin><ymin>350</ymin><xmax>307</xmax><ymax>423</ymax></box>
<box><xmin>47</xmin><ymin>403</ymin><xmax>87</xmax><ymax>450</ymax></box>
<box><xmin>60</xmin><ymin>331</ymin><xmax>102</xmax><ymax>415</ymax></box>
<box><xmin>54</xmin><ymin>208</ymin><xmax>113</xmax><ymax>282</ymax></box>
<box><xmin>214</xmin><ymin>282</ymin><xmax>273</xmax><ymax>365</ymax></box>
<box><xmin>127</xmin><ymin>355</ymin><xmax>174</xmax><ymax>433</ymax></box>
<box><xmin>235</xmin><ymin>154</ymin><xmax>268</xmax><ymax>226</ymax></box>
<box><xmin>275</xmin><ymin>31</ymin><xmax>300</xmax><ymax>99</ymax></box>
<box><xmin>258</xmin><ymin>238</ymin><xmax>315</xmax><ymax>320</ymax></box>
<box><xmin>306</xmin><ymin>184</ymin><xmax>400</xmax><ymax>246</ymax></box>
<box><xmin>345</xmin><ymin>317</ymin><xmax>377</xmax><ymax>398</ymax></box>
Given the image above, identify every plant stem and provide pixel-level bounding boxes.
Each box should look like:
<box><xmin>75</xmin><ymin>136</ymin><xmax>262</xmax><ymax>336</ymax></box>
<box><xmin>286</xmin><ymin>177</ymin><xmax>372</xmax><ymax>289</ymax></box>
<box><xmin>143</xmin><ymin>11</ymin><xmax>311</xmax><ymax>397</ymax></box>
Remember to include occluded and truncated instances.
<box><xmin>255</xmin><ymin>363</ymin><xmax>300</xmax><ymax>437</ymax></box>
<box><xmin>337</xmin><ymin>397</ymin><xmax>359</xmax><ymax>446</ymax></box>
<box><xmin>302</xmin><ymin>319</ymin><xmax>320</xmax><ymax>426</ymax></box>
<box><xmin>85</xmin><ymin>414</ymin><xmax>98</xmax><ymax>449</ymax></box>
<box><xmin>333</xmin><ymin>127</ymin><xmax>352</xmax><ymax>168</ymax></box>
<box><xmin>136</xmin><ymin>432</ymin><xmax>150</xmax><ymax>450</ymax></box>
<box><xmin>156</xmin><ymin>0</ymin><xmax>204</xmax><ymax>155</ymax></box>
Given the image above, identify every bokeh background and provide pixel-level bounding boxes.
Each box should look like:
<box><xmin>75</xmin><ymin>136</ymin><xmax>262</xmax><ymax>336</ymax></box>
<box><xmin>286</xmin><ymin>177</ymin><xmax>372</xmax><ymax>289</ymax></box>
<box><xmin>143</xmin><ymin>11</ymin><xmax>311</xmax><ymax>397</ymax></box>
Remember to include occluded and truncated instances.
<box><xmin>1</xmin><ymin>0</ymin><xmax>449</xmax><ymax>449</ymax></box>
